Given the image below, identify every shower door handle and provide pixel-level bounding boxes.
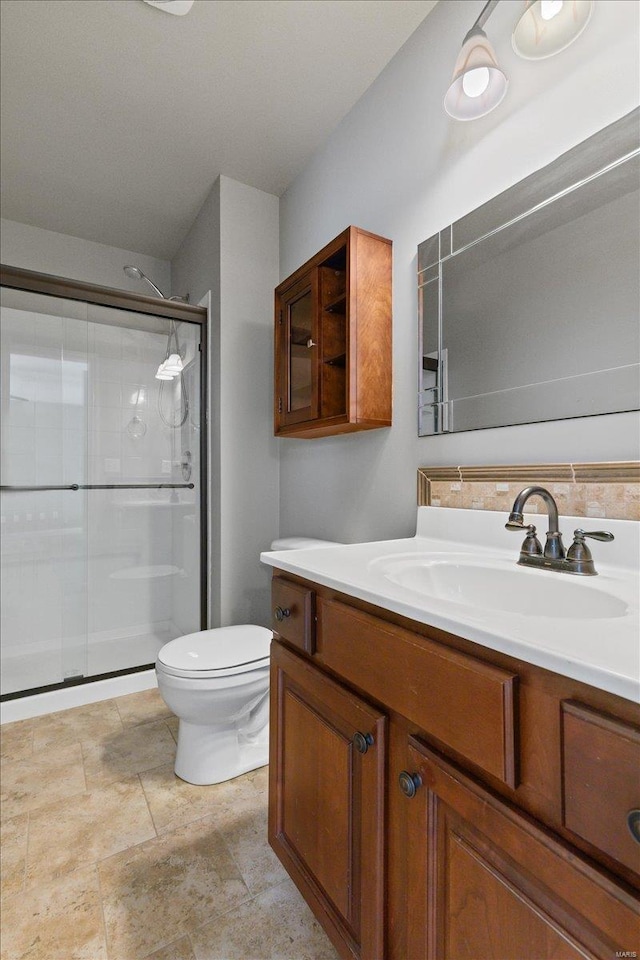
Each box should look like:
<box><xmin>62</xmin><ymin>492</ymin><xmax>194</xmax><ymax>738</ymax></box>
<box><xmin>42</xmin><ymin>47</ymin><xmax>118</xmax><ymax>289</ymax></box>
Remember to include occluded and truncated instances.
<box><xmin>0</xmin><ymin>483</ymin><xmax>195</xmax><ymax>492</ymax></box>
<box><xmin>78</xmin><ymin>483</ymin><xmax>195</xmax><ymax>490</ymax></box>
<box><xmin>0</xmin><ymin>484</ymin><xmax>80</xmax><ymax>492</ymax></box>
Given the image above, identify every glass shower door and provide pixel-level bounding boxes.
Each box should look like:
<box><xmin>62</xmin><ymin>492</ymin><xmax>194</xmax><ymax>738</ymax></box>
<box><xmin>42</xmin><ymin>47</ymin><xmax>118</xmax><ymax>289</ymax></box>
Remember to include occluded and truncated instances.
<box><xmin>0</xmin><ymin>294</ymin><xmax>89</xmax><ymax>695</ymax></box>
<box><xmin>84</xmin><ymin>305</ymin><xmax>202</xmax><ymax>679</ymax></box>
<box><xmin>1</xmin><ymin>286</ymin><xmax>203</xmax><ymax>698</ymax></box>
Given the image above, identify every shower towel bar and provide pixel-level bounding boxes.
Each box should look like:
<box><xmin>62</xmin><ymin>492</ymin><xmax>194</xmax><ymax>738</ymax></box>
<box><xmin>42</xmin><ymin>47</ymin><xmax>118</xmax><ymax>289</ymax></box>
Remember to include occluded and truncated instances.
<box><xmin>0</xmin><ymin>483</ymin><xmax>195</xmax><ymax>492</ymax></box>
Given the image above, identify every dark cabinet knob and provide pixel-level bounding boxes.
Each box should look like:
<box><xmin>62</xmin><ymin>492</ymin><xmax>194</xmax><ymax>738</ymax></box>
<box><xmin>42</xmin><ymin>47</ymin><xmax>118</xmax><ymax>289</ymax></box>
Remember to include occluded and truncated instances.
<box><xmin>274</xmin><ymin>606</ymin><xmax>291</xmax><ymax>622</ymax></box>
<box><xmin>627</xmin><ymin>809</ymin><xmax>640</xmax><ymax>844</ymax></box>
<box><xmin>353</xmin><ymin>731</ymin><xmax>374</xmax><ymax>754</ymax></box>
<box><xmin>399</xmin><ymin>771</ymin><xmax>422</xmax><ymax>799</ymax></box>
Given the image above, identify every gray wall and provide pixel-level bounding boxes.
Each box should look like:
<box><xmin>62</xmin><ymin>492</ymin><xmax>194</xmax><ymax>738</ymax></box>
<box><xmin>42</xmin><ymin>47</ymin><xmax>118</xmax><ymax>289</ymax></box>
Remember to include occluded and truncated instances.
<box><xmin>278</xmin><ymin>0</ymin><xmax>640</xmax><ymax>544</ymax></box>
<box><xmin>171</xmin><ymin>176</ymin><xmax>280</xmax><ymax>629</ymax></box>
<box><xmin>0</xmin><ymin>218</ymin><xmax>171</xmax><ymax>294</ymax></box>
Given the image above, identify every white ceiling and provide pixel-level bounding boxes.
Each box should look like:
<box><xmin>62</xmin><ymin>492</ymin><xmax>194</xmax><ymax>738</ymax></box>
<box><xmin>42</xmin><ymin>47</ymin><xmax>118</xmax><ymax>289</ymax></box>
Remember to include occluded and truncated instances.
<box><xmin>0</xmin><ymin>0</ymin><xmax>437</xmax><ymax>259</ymax></box>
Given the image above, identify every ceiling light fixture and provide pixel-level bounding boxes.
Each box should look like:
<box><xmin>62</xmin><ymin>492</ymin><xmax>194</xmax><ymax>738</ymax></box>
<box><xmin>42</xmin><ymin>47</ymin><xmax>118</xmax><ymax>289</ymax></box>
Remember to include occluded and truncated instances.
<box><xmin>512</xmin><ymin>0</ymin><xmax>594</xmax><ymax>60</ymax></box>
<box><xmin>445</xmin><ymin>1</ymin><xmax>595</xmax><ymax>121</ymax></box>
<box><xmin>142</xmin><ymin>0</ymin><xmax>195</xmax><ymax>16</ymax></box>
<box><xmin>444</xmin><ymin>1</ymin><xmax>508</xmax><ymax>121</ymax></box>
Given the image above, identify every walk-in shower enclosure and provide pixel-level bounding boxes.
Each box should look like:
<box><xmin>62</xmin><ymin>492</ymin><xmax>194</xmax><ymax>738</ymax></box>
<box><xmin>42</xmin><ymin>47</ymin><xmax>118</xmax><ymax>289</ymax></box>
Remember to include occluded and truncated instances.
<box><xmin>0</xmin><ymin>268</ymin><xmax>207</xmax><ymax>699</ymax></box>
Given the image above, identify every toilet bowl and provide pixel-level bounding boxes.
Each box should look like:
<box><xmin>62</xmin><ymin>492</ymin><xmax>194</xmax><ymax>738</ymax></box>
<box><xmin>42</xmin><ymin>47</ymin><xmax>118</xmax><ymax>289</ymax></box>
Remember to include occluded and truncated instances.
<box><xmin>156</xmin><ymin>624</ymin><xmax>271</xmax><ymax>785</ymax></box>
<box><xmin>156</xmin><ymin>536</ymin><xmax>340</xmax><ymax>785</ymax></box>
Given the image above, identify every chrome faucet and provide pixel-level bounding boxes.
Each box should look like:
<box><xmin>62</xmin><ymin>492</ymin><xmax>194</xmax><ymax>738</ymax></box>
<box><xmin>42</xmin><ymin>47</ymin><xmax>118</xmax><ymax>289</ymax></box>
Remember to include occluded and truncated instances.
<box><xmin>505</xmin><ymin>486</ymin><xmax>614</xmax><ymax>576</ymax></box>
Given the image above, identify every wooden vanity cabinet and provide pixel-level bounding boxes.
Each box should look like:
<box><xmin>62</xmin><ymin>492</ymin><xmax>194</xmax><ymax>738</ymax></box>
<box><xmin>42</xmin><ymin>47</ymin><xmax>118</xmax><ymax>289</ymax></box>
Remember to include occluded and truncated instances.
<box><xmin>269</xmin><ymin>640</ymin><xmax>386</xmax><ymax>960</ymax></box>
<box><xmin>274</xmin><ymin>226</ymin><xmax>392</xmax><ymax>438</ymax></box>
<box><xmin>269</xmin><ymin>573</ymin><xmax>640</xmax><ymax>960</ymax></box>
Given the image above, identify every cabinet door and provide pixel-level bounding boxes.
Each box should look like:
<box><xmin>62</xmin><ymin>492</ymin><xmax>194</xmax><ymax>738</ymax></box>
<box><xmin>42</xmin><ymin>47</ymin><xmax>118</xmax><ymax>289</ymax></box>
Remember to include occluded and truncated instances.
<box><xmin>275</xmin><ymin>272</ymin><xmax>318</xmax><ymax>427</ymax></box>
<box><xmin>269</xmin><ymin>641</ymin><xmax>386</xmax><ymax>960</ymax></box>
<box><xmin>402</xmin><ymin>737</ymin><xmax>639</xmax><ymax>960</ymax></box>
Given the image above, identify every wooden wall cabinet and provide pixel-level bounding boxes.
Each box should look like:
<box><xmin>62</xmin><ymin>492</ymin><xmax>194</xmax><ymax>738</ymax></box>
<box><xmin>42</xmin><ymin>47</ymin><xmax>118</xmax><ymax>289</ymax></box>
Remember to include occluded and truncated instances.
<box><xmin>269</xmin><ymin>573</ymin><xmax>640</xmax><ymax>960</ymax></box>
<box><xmin>274</xmin><ymin>226</ymin><xmax>392</xmax><ymax>438</ymax></box>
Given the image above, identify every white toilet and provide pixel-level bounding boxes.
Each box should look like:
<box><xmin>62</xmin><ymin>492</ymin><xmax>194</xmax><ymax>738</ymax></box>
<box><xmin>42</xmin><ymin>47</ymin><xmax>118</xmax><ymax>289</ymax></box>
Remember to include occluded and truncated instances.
<box><xmin>155</xmin><ymin>537</ymin><xmax>339</xmax><ymax>785</ymax></box>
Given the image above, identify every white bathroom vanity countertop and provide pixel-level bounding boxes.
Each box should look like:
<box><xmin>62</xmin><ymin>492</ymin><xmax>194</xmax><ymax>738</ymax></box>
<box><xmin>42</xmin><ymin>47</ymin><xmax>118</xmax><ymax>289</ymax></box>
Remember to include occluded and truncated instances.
<box><xmin>261</xmin><ymin>507</ymin><xmax>640</xmax><ymax>704</ymax></box>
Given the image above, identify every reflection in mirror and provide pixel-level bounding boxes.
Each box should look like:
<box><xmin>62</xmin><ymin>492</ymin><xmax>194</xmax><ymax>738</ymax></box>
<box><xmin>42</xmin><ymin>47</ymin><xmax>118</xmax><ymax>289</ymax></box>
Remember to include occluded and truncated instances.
<box><xmin>418</xmin><ymin>108</ymin><xmax>640</xmax><ymax>436</ymax></box>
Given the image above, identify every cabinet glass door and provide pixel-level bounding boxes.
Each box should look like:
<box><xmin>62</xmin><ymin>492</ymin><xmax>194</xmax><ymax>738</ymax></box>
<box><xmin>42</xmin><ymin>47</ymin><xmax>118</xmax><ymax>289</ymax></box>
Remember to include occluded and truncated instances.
<box><xmin>280</xmin><ymin>275</ymin><xmax>318</xmax><ymax>425</ymax></box>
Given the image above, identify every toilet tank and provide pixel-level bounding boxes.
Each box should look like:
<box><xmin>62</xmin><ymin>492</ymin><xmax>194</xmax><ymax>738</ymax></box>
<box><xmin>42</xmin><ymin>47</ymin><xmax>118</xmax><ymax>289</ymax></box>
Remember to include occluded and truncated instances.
<box><xmin>270</xmin><ymin>537</ymin><xmax>341</xmax><ymax>550</ymax></box>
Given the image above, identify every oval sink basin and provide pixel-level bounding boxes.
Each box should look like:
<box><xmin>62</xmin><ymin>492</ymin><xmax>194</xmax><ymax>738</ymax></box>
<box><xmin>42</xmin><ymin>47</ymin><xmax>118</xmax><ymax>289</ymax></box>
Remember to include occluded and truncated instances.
<box><xmin>380</xmin><ymin>559</ymin><xmax>628</xmax><ymax>620</ymax></box>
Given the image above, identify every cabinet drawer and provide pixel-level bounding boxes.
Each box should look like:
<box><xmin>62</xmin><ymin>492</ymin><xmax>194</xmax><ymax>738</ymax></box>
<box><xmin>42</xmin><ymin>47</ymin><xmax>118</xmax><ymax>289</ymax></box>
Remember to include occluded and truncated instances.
<box><xmin>318</xmin><ymin>599</ymin><xmax>518</xmax><ymax>787</ymax></box>
<box><xmin>271</xmin><ymin>577</ymin><xmax>315</xmax><ymax>654</ymax></box>
<box><xmin>562</xmin><ymin>701</ymin><xmax>640</xmax><ymax>875</ymax></box>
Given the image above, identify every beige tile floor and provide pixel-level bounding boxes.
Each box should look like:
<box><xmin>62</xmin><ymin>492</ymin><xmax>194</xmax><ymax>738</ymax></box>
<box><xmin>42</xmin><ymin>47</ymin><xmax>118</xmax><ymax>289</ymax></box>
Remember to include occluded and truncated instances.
<box><xmin>0</xmin><ymin>689</ymin><xmax>340</xmax><ymax>960</ymax></box>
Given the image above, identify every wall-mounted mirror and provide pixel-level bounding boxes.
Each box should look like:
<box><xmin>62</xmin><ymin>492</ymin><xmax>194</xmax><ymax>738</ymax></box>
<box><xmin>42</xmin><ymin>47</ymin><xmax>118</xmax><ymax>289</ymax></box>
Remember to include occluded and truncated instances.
<box><xmin>418</xmin><ymin>108</ymin><xmax>640</xmax><ymax>435</ymax></box>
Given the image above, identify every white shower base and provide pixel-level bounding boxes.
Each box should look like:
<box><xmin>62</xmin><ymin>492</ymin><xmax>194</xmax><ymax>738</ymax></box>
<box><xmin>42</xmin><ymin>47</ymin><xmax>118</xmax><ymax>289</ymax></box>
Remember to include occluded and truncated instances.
<box><xmin>0</xmin><ymin>621</ymin><xmax>182</xmax><ymax>720</ymax></box>
<box><xmin>1</xmin><ymin>667</ymin><xmax>158</xmax><ymax>724</ymax></box>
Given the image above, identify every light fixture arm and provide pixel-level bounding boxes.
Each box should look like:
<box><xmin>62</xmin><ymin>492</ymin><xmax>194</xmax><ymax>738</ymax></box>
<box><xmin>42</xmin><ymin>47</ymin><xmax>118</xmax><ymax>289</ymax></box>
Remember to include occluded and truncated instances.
<box><xmin>472</xmin><ymin>0</ymin><xmax>500</xmax><ymax>33</ymax></box>
<box><xmin>460</xmin><ymin>0</ymin><xmax>500</xmax><ymax>46</ymax></box>
<box><xmin>460</xmin><ymin>2</ymin><xmax>501</xmax><ymax>47</ymax></box>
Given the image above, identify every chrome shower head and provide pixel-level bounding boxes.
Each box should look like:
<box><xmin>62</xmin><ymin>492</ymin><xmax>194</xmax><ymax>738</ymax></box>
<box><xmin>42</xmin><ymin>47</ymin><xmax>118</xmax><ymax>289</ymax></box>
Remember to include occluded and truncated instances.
<box><xmin>123</xmin><ymin>264</ymin><xmax>142</xmax><ymax>281</ymax></box>
<box><xmin>123</xmin><ymin>265</ymin><xmax>166</xmax><ymax>299</ymax></box>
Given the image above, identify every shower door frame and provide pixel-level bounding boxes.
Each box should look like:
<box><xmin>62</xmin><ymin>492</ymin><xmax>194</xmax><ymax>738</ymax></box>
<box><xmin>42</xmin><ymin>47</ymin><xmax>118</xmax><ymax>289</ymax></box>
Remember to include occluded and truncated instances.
<box><xmin>0</xmin><ymin>264</ymin><xmax>209</xmax><ymax>699</ymax></box>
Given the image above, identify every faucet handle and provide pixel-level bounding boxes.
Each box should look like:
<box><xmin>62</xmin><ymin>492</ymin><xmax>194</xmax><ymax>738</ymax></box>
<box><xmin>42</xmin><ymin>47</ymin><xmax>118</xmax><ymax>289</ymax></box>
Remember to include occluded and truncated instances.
<box><xmin>573</xmin><ymin>529</ymin><xmax>615</xmax><ymax>543</ymax></box>
<box><xmin>506</xmin><ymin>517</ymin><xmax>543</xmax><ymax>556</ymax></box>
<box><xmin>567</xmin><ymin>529</ymin><xmax>614</xmax><ymax>574</ymax></box>
<box><xmin>520</xmin><ymin>524</ymin><xmax>543</xmax><ymax>557</ymax></box>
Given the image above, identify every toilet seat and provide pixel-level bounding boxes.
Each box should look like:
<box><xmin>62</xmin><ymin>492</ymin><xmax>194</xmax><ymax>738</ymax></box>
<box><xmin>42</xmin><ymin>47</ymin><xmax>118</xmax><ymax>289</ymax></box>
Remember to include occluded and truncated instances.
<box><xmin>157</xmin><ymin>625</ymin><xmax>271</xmax><ymax>680</ymax></box>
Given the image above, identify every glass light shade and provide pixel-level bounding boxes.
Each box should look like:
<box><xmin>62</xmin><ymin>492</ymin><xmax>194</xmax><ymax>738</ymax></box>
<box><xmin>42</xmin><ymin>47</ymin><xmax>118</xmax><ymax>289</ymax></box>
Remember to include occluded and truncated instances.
<box><xmin>512</xmin><ymin>0</ymin><xmax>593</xmax><ymax>60</ymax></box>
<box><xmin>444</xmin><ymin>27</ymin><xmax>508</xmax><ymax>121</ymax></box>
<box><xmin>142</xmin><ymin>0</ymin><xmax>195</xmax><ymax>15</ymax></box>
<box><xmin>162</xmin><ymin>353</ymin><xmax>184</xmax><ymax>375</ymax></box>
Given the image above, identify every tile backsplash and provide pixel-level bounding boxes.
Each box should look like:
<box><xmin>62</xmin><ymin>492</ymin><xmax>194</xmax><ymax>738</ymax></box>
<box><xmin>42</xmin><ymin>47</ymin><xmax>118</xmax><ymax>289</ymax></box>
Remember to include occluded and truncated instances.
<box><xmin>418</xmin><ymin>463</ymin><xmax>640</xmax><ymax>521</ymax></box>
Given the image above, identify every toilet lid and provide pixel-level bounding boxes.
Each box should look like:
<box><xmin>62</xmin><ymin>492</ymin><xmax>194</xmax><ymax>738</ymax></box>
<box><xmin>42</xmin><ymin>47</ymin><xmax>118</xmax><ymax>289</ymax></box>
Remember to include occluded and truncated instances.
<box><xmin>157</xmin><ymin>625</ymin><xmax>272</xmax><ymax>674</ymax></box>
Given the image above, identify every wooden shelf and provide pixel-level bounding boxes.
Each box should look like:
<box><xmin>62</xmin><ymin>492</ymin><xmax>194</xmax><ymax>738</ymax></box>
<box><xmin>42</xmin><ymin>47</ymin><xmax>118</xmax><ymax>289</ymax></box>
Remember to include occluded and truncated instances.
<box><xmin>323</xmin><ymin>294</ymin><xmax>346</xmax><ymax>315</ymax></box>
<box><xmin>323</xmin><ymin>353</ymin><xmax>346</xmax><ymax>368</ymax></box>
